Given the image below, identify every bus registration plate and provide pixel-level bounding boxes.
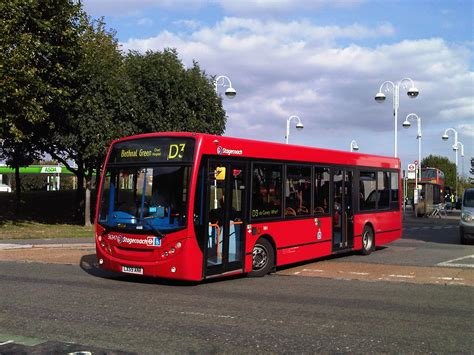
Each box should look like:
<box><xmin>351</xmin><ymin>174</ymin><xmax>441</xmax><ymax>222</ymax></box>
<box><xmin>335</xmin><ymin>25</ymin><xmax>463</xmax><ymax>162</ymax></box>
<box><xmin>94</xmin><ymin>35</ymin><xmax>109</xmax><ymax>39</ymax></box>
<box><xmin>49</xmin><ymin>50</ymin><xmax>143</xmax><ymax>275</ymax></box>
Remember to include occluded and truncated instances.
<box><xmin>122</xmin><ymin>265</ymin><xmax>143</xmax><ymax>275</ymax></box>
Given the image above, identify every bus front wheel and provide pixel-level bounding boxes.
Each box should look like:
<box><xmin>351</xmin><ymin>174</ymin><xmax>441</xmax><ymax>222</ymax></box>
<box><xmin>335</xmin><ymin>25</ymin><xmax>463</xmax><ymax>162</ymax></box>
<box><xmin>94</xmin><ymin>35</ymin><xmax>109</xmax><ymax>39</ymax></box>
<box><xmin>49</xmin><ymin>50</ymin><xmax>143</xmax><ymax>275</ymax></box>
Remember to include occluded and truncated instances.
<box><xmin>250</xmin><ymin>238</ymin><xmax>274</xmax><ymax>277</ymax></box>
<box><xmin>361</xmin><ymin>225</ymin><xmax>375</xmax><ymax>255</ymax></box>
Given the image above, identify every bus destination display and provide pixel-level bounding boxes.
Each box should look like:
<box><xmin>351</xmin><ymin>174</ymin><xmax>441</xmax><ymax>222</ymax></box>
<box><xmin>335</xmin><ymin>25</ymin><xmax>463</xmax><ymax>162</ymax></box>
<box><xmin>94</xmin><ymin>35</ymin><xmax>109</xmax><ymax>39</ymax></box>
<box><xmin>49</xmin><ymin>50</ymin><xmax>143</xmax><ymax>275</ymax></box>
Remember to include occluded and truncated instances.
<box><xmin>109</xmin><ymin>138</ymin><xmax>195</xmax><ymax>163</ymax></box>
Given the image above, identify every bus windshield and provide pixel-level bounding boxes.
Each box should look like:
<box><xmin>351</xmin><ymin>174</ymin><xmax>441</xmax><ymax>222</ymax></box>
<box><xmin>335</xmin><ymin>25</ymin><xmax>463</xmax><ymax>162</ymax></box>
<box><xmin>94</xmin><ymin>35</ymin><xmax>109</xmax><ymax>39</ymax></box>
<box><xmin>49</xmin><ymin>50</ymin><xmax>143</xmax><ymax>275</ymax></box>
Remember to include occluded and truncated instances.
<box><xmin>98</xmin><ymin>165</ymin><xmax>192</xmax><ymax>233</ymax></box>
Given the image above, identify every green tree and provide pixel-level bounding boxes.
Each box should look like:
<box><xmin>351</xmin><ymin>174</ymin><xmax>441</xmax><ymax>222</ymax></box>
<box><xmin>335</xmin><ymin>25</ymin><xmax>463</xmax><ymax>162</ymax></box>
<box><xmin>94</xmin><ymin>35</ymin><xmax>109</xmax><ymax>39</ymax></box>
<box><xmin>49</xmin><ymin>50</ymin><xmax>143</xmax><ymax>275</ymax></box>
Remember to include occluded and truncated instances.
<box><xmin>470</xmin><ymin>157</ymin><xmax>474</xmax><ymax>184</ymax></box>
<box><xmin>421</xmin><ymin>155</ymin><xmax>456</xmax><ymax>192</ymax></box>
<box><xmin>0</xmin><ymin>0</ymin><xmax>84</xmax><ymax>208</ymax></box>
<box><xmin>41</xmin><ymin>17</ymin><xmax>134</xmax><ymax>225</ymax></box>
<box><xmin>124</xmin><ymin>49</ymin><xmax>226</xmax><ymax>135</ymax></box>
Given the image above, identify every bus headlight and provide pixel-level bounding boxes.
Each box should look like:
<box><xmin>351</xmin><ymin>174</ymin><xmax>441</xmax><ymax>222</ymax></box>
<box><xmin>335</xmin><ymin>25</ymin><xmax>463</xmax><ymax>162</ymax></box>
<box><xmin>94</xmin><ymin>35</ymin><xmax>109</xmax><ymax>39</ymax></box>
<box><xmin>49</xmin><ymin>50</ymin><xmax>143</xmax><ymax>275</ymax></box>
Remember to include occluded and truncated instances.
<box><xmin>461</xmin><ymin>212</ymin><xmax>472</xmax><ymax>222</ymax></box>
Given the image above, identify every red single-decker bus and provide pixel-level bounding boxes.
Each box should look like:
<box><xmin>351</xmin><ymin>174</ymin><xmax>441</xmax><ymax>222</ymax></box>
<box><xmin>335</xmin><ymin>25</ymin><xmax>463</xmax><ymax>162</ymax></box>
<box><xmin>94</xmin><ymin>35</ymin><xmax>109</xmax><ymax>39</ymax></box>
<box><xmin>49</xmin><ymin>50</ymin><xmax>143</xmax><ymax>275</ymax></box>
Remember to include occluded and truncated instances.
<box><xmin>95</xmin><ymin>132</ymin><xmax>402</xmax><ymax>281</ymax></box>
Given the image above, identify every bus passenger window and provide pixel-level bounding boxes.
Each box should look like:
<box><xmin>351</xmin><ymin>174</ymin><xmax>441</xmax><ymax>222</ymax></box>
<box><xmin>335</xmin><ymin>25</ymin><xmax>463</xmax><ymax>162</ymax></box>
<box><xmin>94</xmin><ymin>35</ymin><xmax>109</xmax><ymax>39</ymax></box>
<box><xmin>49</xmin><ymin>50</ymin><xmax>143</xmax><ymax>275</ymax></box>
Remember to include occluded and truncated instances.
<box><xmin>285</xmin><ymin>166</ymin><xmax>311</xmax><ymax>216</ymax></box>
<box><xmin>390</xmin><ymin>172</ymin><xmax>399</xmax><ymax>209</ymax></box>
<box><xmin>360</xmin><ymin>171</ymin><xmax>376</xmax><ymax>210</ymax></box>
<box><xmin>251</xmin><ymin>164</ymin><xmax>282</xmax><ymax>219</ymax></box>
<box><xmin>314</xmin><ymin>167</ymin><xmax>330</xmax><ymax>214</ymax></box>
<box><xmin>377</xmin><ymin>171</ymin><xmax>390</xmax><ymax>209</ymax></box>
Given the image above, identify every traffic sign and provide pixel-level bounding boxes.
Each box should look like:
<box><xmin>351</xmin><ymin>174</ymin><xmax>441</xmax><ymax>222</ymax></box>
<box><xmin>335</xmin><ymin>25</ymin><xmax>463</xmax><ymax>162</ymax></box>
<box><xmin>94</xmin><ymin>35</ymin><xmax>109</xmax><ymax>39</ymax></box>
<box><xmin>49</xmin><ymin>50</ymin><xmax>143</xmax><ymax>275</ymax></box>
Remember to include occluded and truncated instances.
<box><xmin>408</xmin><ymin>164</ymin><xmax>416</xmax><ymax>172</ymax></box>
<box><xmin>414</xmin><ymin>160</ymin><xmax>419</xmax><ymax>166</ymax></box>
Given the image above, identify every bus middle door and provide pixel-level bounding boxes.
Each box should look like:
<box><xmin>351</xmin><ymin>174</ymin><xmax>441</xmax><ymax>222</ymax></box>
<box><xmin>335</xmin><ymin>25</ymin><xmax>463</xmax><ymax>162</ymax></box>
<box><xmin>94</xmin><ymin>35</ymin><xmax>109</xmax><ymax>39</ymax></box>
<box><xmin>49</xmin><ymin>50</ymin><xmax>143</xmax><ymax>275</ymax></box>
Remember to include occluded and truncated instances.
<box><xmin>205</xmin><ymin>161</ymin><xmax>247</xmax><ymax>277</ymax></box>
<box><xmin>332</xmin><ymin>169</ymin><xmax>354</xmax><ymax>250</ymax></box>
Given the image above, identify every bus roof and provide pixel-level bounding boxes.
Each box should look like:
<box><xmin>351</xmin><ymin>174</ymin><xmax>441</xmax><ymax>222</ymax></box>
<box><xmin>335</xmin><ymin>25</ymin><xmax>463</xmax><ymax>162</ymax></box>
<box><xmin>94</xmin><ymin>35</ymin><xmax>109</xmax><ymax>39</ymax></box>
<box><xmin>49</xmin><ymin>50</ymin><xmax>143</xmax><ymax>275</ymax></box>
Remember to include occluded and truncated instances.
<box><xmin>110</xmin><ymin>132</ymin><xmax>400</xmax><ymax>170</ymax></box>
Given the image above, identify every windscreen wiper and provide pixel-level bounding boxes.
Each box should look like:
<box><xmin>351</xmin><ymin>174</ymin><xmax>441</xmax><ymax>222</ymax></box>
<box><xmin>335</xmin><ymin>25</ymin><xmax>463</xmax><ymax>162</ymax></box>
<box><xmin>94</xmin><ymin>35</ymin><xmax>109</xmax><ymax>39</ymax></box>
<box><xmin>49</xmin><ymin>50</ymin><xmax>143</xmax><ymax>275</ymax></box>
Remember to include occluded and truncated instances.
<box><xmin>140</xmin><ymin>218</ymin><xmax>166</xmax><ymax>240</ymax></box>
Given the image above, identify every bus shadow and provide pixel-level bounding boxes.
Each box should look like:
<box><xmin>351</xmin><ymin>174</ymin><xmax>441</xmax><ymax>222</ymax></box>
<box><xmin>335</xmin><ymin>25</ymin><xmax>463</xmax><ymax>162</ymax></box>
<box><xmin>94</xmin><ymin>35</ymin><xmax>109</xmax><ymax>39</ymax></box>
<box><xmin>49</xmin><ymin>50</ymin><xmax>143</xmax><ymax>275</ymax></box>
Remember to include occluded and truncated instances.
<box><xmin>79</xmin><ymin>254</ymin><xmax>246</xmax><ymax>286</ymax></box>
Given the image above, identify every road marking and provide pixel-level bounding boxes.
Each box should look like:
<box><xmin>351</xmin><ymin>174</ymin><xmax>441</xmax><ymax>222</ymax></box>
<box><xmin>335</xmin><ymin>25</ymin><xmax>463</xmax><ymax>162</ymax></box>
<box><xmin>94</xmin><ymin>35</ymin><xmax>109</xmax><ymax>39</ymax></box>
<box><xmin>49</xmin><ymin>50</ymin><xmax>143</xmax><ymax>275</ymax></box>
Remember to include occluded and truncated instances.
<box><xmin>432</xmin><ymin>277</ymin><xmax>464</xmax><ymax>281</ymax></box>
<box><xmin>437</xmin><ymin>255</ymin><xmax>474</xmax><ymax>268</ymax></box>
<box><xmin>0</xmin><ymin>244</ymin><xmax>33</xmax><ymax>250</ymax></box>
<box><xmin>278</xmin><ymin>261</ymin><xmax>474</xmax><ymax>287</ymax></box>
<box><xmin>389</xmin><ymin>274</ymin><xmax>415</xmax><ymax>279</ymax></box>
<box><xmin>179</xmin><ymin>311</ymin><xmax>235</xmax><ymax>319</ymax></box>
<box><xmin>0</xmin><ymin>334</ymin><xmax>43</xmax><ymax>346</ymax></box>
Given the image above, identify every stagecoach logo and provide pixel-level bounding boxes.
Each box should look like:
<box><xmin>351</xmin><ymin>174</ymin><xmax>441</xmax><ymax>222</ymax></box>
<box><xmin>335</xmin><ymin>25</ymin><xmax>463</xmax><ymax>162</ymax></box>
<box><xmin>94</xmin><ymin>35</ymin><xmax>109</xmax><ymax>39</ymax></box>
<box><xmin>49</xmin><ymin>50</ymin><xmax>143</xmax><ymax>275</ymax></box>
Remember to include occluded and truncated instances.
<box><xmin>107</xmin><ymin>234</ymin><xmax>161</xmax><ymax>247</ymax></box>
<box><xmin>217</xmin><ymin>146</ymin><xmax>243</xmax><ymax>156</ymax></box>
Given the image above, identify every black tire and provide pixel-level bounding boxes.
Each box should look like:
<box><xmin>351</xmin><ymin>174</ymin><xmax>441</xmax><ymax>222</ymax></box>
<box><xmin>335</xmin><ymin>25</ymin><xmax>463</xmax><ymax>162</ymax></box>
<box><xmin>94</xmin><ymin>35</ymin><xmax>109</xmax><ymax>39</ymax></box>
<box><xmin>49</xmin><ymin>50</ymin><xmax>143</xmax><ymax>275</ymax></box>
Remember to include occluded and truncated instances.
<box><xmin>249</xmin><ymin>238</ymin><xmax>274</xmax><ymax>277</ymax></box>
<box><xmin>361</xmin><ymin>225</ymin><xmax>375</xmax><ymax>255</ymax></box>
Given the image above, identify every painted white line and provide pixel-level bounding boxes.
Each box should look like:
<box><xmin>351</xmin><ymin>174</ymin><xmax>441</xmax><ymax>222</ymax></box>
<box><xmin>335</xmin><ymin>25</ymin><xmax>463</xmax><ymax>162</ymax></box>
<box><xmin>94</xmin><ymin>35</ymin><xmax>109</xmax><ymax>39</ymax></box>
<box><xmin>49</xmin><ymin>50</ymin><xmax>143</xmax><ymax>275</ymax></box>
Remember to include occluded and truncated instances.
<box><xmin>388</xmin><ymin>274</ymin><xmax>415</xmax><ymax>279</ymax></box>
<box><xmin>302</xmin><ymin>269</ymin><xmax>324</xmax><ymax>272</ymax></box>
<box><xmin>0</xmin><ymin>340</ymin><xmax>14</xmax><ymax>346</ymax></box>
<box><xmin>0</xmin><ymin>244</ymin><xmax>33</xmax><ymax>250</ymax></box>
<box><xmin>180</xmin><ymin>311</ymin><xmax>235</xmax><ymax>319</ymax></box>
<box><xmin>431</xmin><ymin>277</ymin><xmax>464</xmax><ymax>281</ymax></box>
<box><xmin>349</xmin><ymin>272</ymin><xmax>369</xmax><ymax>276</ymax></box>
<box><xmin>437</xmin><ymin>255</ymin><xmax>474</xmax><ymax>268</ymax></box>
<box><xmin>293</xmin><ymin>271</ymin><xmax>301</xmax><ymax>275</ymax></box>
<box><xmin>437</xmin><ymin>263</ymin><xmax>474</xmax><ymax>268</ymax></box>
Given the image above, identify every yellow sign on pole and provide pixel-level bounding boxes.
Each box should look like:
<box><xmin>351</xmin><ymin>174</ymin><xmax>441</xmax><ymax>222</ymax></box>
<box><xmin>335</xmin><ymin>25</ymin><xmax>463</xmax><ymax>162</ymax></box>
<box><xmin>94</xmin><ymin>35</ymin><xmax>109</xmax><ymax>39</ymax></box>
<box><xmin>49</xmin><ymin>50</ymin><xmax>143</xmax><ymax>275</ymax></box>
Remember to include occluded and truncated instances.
<box><xmin>215</xmin><ymin>167</ymin><xmax>226</xmax><ymax>181</ymax></box>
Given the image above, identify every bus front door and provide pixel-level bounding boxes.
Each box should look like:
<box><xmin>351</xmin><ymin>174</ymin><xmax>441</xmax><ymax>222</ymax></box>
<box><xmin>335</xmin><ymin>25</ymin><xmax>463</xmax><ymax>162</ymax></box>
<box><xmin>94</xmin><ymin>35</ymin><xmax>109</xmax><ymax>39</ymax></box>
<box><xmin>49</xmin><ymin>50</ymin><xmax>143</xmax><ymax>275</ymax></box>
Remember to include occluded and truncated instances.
<box><xmin>332</xmin><ymin>169</ymin><xmax>354</xmax><ymax>251</ymax></box>
<box><xmin>205</xmin><ymin>161</ymin><xmax>247</xmax><ymax>277</ymax></box>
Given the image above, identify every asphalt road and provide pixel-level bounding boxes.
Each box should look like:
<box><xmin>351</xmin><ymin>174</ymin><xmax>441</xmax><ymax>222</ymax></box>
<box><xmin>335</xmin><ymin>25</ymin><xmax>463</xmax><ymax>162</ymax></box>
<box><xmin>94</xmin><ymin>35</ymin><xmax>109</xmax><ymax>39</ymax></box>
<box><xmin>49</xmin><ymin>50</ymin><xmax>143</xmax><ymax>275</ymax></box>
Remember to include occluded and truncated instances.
<box><xmin>0</xmin><ymin>212</ymin><xmax>473</xmax><ymax>353</ymax></box>
<box><xmin>0</xmin><ymin>260</ymin><xmax>473</xmax><ymax>354</ymax></box>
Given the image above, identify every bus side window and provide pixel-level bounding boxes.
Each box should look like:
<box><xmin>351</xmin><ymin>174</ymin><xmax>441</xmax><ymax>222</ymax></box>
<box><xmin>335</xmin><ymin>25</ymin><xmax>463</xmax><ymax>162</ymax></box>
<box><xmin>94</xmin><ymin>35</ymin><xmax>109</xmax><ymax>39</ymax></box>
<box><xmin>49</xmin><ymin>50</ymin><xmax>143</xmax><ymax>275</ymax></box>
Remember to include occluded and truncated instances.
<box><xmin>314</xmin><ymin>167</ymin><xmax>330</xmax><ymax>214</ymax></box>
<box><xmin>251</xmin><ymin>164</ymin><xmax>282</xmax><ymax>219</ymax></box>
<box><xmin>360</xmin><ymin>171</ymin><xmax>376</xmax><ymax>210</ymax></box>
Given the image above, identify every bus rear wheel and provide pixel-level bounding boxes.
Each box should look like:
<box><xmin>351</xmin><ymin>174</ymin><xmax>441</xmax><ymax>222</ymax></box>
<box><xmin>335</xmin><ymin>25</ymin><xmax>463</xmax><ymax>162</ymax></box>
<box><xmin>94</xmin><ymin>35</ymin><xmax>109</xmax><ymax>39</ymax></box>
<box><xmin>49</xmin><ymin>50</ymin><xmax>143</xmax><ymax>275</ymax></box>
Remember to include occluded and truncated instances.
<box><xmin>249</xmin><ymin>238</ymin><xmax>274</xmax><ymax>277</ymax></box>
<box><xmin>361</xmin><ymin>225</ymin><xmax>374</xmax><ymax>255</ymax></box>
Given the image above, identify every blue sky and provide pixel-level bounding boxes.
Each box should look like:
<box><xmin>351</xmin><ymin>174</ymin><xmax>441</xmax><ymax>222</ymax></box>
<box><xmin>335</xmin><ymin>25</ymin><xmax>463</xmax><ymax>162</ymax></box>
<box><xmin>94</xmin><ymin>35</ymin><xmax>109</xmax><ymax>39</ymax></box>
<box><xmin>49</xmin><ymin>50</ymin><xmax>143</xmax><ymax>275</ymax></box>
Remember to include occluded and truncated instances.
<box><xmin>83</xmin><ymin>0</ymin><xmax>473</xmax><ymax>175</ymax></box>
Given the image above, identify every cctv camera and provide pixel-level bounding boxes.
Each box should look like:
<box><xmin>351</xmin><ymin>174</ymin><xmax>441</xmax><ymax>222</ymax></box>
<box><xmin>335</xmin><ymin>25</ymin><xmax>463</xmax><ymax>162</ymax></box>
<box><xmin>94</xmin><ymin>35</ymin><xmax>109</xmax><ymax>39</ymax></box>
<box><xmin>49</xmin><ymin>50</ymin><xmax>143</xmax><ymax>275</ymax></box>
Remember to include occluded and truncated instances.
<box><xmin>225</xmin><ymin>87</ymin><xmax>236</xmax><ymax>98</ymax></box>
<box><xmin>374</xmin><ymin>92</ymin><xmax>386</xmax><ymax>102</ymax></box>
<box><xmin>407</xmin><ymin>87</ymin><xmax>419</xmax><ymax>98</ymax></box>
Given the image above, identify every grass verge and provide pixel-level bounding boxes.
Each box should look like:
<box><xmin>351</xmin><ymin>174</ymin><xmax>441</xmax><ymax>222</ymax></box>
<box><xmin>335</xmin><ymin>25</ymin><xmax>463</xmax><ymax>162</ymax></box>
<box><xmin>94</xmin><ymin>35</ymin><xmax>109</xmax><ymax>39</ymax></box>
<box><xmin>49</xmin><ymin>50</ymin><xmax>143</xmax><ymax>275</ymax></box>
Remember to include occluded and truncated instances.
<box><xmin>0</xmin><ymin>221</ymin><xmax>94</xmax><ymax>240</ymax></box>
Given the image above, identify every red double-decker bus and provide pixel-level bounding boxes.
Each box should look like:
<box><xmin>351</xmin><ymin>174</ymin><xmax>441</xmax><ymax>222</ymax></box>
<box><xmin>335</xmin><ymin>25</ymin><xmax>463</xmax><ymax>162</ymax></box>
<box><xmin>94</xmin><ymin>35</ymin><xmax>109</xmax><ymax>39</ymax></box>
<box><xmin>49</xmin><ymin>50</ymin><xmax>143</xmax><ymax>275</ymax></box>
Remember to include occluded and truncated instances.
<box><xmin>95</xmin><ymin>133</ymin><xmax>401</xmax><ymax>281</ymax></box>
<box><xmin>420</xmin><ymin>167</ymin><xmax>445</xmax><ymax>193</ymax></box>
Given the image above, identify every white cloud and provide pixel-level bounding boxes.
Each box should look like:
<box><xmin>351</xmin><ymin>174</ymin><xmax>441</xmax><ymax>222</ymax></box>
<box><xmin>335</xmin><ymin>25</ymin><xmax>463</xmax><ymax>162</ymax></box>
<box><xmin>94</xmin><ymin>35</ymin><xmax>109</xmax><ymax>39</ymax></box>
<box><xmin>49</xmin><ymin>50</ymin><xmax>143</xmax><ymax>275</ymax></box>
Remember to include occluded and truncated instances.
<box><xmin>457</xmin><ymin>124</ymin><xmax>474</xmax><ymax>138</ymax></box>
<box><xmin>121</xmin><ymin>17</ymin><xmax>473</xmax><ymax>163</ymax></box>
<box><xmin>174</xmin><ymin>19</ymin><xmax>201</xmax><ymax>30</ymax></box>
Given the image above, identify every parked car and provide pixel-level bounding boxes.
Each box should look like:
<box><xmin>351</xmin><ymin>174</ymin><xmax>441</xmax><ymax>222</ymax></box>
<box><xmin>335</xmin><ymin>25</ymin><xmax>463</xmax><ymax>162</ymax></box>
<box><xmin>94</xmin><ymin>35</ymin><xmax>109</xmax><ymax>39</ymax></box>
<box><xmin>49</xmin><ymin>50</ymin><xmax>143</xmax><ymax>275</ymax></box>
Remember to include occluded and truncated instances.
<box><xmin>460</xmin><ymin>188</ymin><xmax>474</xmax><ymax>245</ymax></box>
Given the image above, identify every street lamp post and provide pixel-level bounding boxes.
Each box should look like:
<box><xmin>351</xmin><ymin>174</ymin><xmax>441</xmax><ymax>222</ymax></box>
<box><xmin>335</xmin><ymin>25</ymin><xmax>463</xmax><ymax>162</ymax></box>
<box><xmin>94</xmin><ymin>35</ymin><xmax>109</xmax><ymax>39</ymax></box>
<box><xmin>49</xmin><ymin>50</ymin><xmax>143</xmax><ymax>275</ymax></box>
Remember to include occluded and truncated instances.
<box><xmin>442</xmin><ymin>128</ymin><xmax>461</xmax><ymax>199</ymax></box>
<box><xmin>402</xmin><ymin>113</ymin><xmax>422</xmax><ymax>193</ymax></box>
<box><xmin>457</xmin><ymin>141</ymin><xmax>465</xmax><ymax>177</ymax></box>
<box><xmin>214</xmin><ymin>75</ymin><xmax>236</xmax><ymax>98</ymax></box>
<box><xmin>350</xmin><ymin>140</ymin><xmax>359</xmax><ymax>152</ymax></box>
<box><xmin>375</xmin><ymin>78</ymin><xmax>419</xmax><ymax>157</ymax></box>
<box><xmin>285</xmin><ymin>115</ymin><xmax>304</xmax><ymax>144</ymax></box>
